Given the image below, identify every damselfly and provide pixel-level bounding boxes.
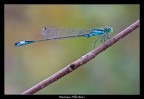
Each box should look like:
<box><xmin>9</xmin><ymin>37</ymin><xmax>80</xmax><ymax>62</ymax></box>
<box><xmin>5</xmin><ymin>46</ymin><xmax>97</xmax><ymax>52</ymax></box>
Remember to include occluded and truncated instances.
<box><xmin>15</xmin><ymin>27</ymin><xmax>113</xmax><ymax>48</ymax></box>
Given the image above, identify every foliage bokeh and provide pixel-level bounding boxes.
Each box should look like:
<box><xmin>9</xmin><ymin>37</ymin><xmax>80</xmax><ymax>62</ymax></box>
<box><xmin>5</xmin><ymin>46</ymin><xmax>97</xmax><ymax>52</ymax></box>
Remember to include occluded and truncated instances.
<box><xmin>5</xmin><ymin>4</ymin><xmax>139</xmax><ymax>94</ymax></box>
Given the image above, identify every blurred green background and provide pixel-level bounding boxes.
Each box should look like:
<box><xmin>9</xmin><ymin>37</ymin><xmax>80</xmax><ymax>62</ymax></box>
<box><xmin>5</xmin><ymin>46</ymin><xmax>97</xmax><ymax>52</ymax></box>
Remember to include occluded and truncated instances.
<box><xmin>5</xmin><ymin>4</ymin><xmax>139</xmax><ymax>94</ymax></box>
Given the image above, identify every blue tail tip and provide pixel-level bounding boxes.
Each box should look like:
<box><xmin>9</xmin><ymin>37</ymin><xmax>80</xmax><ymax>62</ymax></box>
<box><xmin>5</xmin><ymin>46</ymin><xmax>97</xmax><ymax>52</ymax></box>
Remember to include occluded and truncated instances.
<box><xmin>15</xmin><ymin>41</ymin><xmax>35</xmax><ymax>47</ymax></box>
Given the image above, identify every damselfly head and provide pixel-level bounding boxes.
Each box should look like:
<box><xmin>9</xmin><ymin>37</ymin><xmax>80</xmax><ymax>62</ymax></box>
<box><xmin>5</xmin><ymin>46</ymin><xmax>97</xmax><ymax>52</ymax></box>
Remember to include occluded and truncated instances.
<box><xmin>105</xmin><ymin>27</ymin><xmax>113</xmax><ymax>34</ymax></box>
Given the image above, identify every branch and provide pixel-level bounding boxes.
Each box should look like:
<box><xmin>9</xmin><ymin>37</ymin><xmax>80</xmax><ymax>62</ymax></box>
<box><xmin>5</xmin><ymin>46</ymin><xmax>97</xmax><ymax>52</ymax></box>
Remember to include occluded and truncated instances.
<box><xmin>21</xmin><ymin>20</ymin><xmax>140</xmax><ymax>95</ymax></box>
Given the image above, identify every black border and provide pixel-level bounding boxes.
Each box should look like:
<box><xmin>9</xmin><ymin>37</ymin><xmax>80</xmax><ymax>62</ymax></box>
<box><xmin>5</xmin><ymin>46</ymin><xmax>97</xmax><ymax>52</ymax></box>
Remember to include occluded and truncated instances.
<box><xmin>3</xmin><ymin>2</ymin><xmax>141</xmax><ymax>97</ymax></box>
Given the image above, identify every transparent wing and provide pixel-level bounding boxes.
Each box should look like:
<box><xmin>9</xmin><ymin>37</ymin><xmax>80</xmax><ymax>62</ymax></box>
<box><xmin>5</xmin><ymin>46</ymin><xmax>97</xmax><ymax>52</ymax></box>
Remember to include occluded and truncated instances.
<box><xmin>41</xmin><ymin>27</ymin><xmax>91</xmax><ymax>40</ymax></box>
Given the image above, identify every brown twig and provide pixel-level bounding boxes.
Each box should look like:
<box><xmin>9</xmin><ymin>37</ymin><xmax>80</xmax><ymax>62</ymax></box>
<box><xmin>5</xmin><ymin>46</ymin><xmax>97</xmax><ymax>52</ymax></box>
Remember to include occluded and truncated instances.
<box><xmin>21</xmin><ymin>20</ymin><xmax>140</xmax><ymax>95</ymax></box>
